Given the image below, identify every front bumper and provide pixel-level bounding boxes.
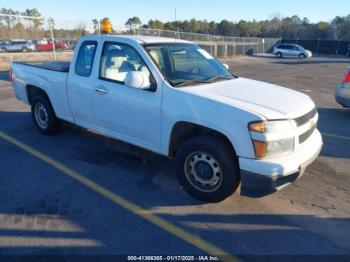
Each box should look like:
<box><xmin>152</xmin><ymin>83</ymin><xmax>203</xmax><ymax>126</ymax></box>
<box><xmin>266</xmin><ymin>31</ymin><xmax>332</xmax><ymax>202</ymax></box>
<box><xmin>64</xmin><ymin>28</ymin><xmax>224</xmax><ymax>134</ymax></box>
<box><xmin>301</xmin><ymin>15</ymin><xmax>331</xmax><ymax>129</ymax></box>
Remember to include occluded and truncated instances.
<box><xmin>335</xmin><ymin>84</ymin><xmax>350</xmax><ymax>108</ymax></box>
<box><xmin>239</xmin><ymin>129</ymin><xmax>323</xmax><ymax>193</ymax></box>
<box><xmin>305</xmin><ymin>51</ymin><xmax>313</xmax><ymax>58</ymax></box>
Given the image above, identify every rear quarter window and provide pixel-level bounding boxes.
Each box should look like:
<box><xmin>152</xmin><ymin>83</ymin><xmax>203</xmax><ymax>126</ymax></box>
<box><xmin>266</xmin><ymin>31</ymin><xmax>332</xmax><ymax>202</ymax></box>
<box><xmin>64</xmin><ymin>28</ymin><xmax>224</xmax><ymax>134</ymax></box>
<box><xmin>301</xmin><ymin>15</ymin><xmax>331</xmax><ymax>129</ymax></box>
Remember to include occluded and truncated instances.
<box><xmin>75</xmin><ymin>41</ymin><xmax>98</xmax><ymax>77</ymax></box>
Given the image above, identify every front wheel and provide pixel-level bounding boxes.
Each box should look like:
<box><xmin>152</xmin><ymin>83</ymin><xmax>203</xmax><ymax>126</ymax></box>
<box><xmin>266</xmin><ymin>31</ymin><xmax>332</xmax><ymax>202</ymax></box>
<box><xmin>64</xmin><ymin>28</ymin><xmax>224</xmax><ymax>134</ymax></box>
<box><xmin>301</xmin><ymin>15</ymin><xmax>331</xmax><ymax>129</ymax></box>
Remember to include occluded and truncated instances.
<box><xmin>176</xmin><ymin>135</ymin><xmax>240</xmax><ymax>202</ymax></box>
<box><xmin>299</xmin><ymin>53</ymin><xmax>306</xmax><ymax>59</ymax></box>
<box><xmin>31</xmin><ymin>95</ymin><xmax>61</xmax><ymax>135</ymax></box>
<box><xmin>22</xmin><ymin>47</ymin><xmax>29</xmax><ymax>53</ymax></box>
<box><xmin>276</xmin><ymin>52</ymin><xmax>282</xmax><ymax>58</ymax></box>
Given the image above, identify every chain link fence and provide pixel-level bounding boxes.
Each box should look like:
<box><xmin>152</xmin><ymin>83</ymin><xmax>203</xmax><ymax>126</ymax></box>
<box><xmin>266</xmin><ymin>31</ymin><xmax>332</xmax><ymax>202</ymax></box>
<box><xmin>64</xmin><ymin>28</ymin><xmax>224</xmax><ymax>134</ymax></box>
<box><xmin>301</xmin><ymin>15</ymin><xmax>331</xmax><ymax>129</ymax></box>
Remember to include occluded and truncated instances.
<box><xmin>0</xmin><ymin>14</ymin><xmax>280</xmax><ymax>63</ymax></box>
<box><xmin>134</xmin><ymin>28</ymin><xmax>280</xmax><ymax>57</ymax></box>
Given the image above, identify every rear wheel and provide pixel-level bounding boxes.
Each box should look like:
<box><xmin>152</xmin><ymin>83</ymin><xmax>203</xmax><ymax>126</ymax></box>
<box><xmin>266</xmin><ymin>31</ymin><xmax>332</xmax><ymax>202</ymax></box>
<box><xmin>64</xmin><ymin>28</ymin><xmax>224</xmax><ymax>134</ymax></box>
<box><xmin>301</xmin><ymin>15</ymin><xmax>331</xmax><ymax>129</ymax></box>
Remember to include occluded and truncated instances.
<box><xmin>56</xmin><ymin>47</ymin><xmax>63</xmax><ymax>52</ymax></box>
<box><xmin>176</xmin><ymin>135</ymin><xmax>240</xmax><ymax>202</ymax></box>
<box><xmin>22</xmin><ymin>47</ymin><xmax>29</xmax><ymax>53</ymax></box>
<box><xmin>31</xmin><ymin>95</ymin><xmax>61</xmax><ymax>135</ymax></box>
<box><xmin>276</xmin><ymin>52</ymin><xmax>282</xmax><ymax>58</ymax></box>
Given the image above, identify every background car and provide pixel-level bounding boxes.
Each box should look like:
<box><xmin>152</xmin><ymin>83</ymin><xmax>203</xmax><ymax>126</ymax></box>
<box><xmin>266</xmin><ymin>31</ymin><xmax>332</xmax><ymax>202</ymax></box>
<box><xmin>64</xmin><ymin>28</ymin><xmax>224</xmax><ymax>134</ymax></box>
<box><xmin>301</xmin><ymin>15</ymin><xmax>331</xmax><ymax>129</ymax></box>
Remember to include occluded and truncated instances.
<box><xmin>273</xmin><ymin>44</ymin><xmax>312</xmax><ymax>59</ymax></box>
<box><xmin>335</xmin><ymin>67</ymin><xmax>350</xmax><ymax>107</ymax></box>
<box><xmin>36</xmin><ymin>40</ymin><xmax>69</xmax><ymax>52</ymax></box>
<box><xmin>63</xmin><ymin>40</ymin><xmax>78</xmax><ymax>50</ymax></box>
<box><xmin>1</xmin><ymin>40</ymin><xmax>36</xmax><ymax>52</ymax></box>
<box><xmin>0</xmin><ymin>40</ymin><xmax>10</xmax><ymax>52</ymax></box>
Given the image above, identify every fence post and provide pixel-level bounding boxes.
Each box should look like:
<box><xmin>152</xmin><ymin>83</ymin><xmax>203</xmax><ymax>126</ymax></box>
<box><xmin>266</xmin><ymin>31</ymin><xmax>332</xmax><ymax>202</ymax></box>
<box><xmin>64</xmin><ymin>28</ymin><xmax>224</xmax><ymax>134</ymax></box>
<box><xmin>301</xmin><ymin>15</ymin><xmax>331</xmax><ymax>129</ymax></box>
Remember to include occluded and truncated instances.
<box><xmin>242</xmin><ymin>38</ymin><xmax>245</xmax><ymax>55</ymax></box>
<box><xmin>336</xmin><ymin>39</ymin><xmax>341</xmax><ymax>55</ymax></box>
<box><xmin>315</xmin><ymin>38</ymin><xmax>320</xmax><ymax>54</ymax></box>
<box><xmin>233</xmin><ymin>37</ymin><xmax>236</xmax><ymax>56</ymax></box>
<box><xmin>223</xmin><ymin>37</ymin><xmax>226</xmax><ymax>57</ymax></box>
<box><xmin>262</xmin><ymin>38</ymin><xmax>265</xmax><ymax>54</ymax></box>
<box><xmin>48</xmin><ymin>19</ymin><xmax>57</xmax><ymax>60</ymax></box>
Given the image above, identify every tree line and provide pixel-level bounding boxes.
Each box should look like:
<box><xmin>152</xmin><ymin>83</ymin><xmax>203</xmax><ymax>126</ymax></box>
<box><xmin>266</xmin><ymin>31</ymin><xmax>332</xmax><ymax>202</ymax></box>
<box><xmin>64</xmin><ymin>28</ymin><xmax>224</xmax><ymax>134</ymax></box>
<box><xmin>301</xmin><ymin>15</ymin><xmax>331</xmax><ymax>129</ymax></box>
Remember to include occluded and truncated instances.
<box><xmin>124</xmin><ymin>15</ymin><xmax>350</xmax><ymax>40</ymax></box>
<box><xmin>1</xmin><ymin>7</ymin><xmax>350</xmax><ymax>40</ymax></box>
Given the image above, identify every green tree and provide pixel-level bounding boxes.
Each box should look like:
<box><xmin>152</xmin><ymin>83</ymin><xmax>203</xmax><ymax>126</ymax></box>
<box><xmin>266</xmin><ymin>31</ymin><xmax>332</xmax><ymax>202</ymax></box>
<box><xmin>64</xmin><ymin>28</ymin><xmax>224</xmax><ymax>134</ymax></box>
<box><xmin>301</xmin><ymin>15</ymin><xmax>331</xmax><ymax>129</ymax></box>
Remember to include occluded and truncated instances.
<box><xmin>125</xmin><ymin>17</ymin><xmax>142</xmax><ymax>29</ymax></box>
<box><xmin>148</xmin><ymin>19</ymin><xmax>163</xmax><ymax>30</ymax></box>
<box><xmin>0</xmin><ymin>8</ymin><xmax>20</xmax><ymax>28</ymax></box>
<box><xmin>22</xmin><ymin>8</ymin><xmax>43</xmax><ymax>30</ymax></box>
<box><xmin>92</xmin><ymin>19</ymin><xmax>99</xmax><ymax>34</ymax></box>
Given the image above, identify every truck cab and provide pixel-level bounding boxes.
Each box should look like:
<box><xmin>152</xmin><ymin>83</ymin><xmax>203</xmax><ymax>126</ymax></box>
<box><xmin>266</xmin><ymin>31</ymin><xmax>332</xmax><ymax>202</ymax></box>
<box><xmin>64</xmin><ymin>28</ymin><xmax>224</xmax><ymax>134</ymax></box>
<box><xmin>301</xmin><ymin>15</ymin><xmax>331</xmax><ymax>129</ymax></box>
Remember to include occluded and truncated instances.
<box><xmin>10</xmin><ymin>35</ymin><xmax>323</xmax><ymax>202</ymax></box>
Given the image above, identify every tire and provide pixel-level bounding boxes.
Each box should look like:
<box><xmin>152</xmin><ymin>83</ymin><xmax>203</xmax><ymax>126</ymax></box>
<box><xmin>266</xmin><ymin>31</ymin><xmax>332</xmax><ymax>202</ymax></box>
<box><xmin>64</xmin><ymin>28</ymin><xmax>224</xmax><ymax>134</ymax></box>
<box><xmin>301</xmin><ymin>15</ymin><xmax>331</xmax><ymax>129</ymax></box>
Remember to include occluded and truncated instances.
<box><xmin>176</xmin><ymin>135</ymin><xmax>240</xmax><ymax>202</ymax></box>
<box><xmin>276</xmin><ymin>52</ymin><xmax>282</xmax><ymax>58</ymax></box>
<box><xmin>22</xmin><ymin>47</ymin><xmax>29</xmax><ymax>53</ymax></box>
<box><xmin>56</xmin><ymin>47</ymin><xmax>63</xmax><ymax>52</ymax></box>
<box><xmin>31</xmin><ymin>95</ymin><xmax>61</xmax><ymax>135</ymax></box>
<box><xmin>299</xmin><ymin>53</ymin><xmax>306</xmax><ymax>59</ymax></box>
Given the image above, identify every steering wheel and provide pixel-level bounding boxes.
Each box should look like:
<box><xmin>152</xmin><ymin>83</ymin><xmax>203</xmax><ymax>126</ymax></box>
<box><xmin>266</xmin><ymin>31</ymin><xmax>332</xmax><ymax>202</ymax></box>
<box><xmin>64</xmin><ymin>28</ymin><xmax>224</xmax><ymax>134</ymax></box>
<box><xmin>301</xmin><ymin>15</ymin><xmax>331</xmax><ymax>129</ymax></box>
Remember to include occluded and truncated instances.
<box><xmin>188</xmin><ymin>65</ymin><xmax>201</xmax><ymax>74</ymax></box>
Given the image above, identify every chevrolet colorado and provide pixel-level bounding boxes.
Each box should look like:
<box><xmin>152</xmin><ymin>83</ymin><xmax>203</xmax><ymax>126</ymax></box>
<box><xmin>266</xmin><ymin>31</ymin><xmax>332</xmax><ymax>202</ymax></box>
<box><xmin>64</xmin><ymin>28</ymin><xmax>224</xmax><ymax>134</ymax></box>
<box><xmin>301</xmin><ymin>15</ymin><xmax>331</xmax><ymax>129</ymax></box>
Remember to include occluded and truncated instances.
<box><xmin>10</xmin><ymin>35</ymin><xmax>323</xmax><ymax>202</ymax></box>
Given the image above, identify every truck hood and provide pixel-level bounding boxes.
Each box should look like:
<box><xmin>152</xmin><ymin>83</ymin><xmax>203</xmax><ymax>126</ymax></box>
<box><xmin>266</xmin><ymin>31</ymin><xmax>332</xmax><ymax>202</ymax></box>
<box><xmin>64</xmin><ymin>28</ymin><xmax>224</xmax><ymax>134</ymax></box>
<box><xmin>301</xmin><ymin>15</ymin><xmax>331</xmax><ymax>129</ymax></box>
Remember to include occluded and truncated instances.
<box><xmin>183</xmin><ymin>77</ymin><xmax>315</xmax><ymax>119</ymax></box>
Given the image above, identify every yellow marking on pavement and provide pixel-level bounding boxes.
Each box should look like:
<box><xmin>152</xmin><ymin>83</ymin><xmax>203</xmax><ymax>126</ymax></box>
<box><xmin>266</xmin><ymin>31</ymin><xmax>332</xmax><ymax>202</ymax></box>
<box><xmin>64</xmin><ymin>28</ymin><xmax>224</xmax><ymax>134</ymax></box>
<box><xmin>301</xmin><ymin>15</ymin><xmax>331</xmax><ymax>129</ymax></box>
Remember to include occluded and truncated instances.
<box><xmin>0</xmin><ymin>131</ymin><xmax>238</xmax><ymax>262</ymax></box>
<box><xmin>322</xmin><ymin>132</ymin><xmax>350</xmax><ymax>141</ymax></box>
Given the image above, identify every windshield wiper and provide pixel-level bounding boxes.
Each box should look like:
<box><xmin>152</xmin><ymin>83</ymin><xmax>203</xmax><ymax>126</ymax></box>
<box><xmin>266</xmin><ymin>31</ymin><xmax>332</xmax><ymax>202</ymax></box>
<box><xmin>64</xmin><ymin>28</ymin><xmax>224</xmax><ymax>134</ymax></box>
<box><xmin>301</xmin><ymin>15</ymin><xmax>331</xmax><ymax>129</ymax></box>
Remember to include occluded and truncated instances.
<box><xmin>174</xmin><ymin>75</ymin><xmax>233</xmax><ymax>87</ymax></box>
<box><xmin>174</xmin><ymin>79</ymin><xmax>212</xmax><ymax>87</ymax></box>
<box><xmin>205</xmin><ymin>75</ymin><xmax>233</xmax><ymax>82</ymax></box>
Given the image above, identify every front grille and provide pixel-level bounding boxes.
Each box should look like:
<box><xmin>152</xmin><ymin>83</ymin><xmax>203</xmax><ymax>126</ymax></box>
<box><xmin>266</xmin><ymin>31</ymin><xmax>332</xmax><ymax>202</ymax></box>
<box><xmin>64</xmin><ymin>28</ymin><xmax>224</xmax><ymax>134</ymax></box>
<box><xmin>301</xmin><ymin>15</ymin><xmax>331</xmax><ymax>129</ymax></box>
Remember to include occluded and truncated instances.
<box><xmin>294</xmin><ymin>108</ymin><xmax>317</xmax><ymax>127</ymax></box>
<box><xmin>299</xmin><ymin>126</ymin><xmax>316</xmax><ymax>144</ymax></box>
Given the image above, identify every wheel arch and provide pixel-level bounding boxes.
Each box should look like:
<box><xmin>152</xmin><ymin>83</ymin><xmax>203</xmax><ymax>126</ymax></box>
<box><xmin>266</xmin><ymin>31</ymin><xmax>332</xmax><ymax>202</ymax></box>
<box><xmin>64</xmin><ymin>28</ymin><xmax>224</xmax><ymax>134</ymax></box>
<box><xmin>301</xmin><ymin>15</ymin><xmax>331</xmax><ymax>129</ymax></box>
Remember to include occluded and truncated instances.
<box><xmin>26</xmin><ymin>84</ymin><xmax>50</xmax><ymax>105</ymax></box>
<box><xmin>168</xmin><ymin>121</ymin><xmax>237</xmax><ymax>159</ymax></box>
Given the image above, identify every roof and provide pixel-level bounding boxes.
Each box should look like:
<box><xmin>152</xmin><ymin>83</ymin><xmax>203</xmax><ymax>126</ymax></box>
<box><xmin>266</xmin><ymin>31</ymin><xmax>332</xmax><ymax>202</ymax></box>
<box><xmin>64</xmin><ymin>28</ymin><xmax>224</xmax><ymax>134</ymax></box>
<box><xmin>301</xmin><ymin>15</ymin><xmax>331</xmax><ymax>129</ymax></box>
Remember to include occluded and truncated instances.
<box><xmin>279</xmin><ymin>43</ymin><xmax>301</xmax><ymax>46</ymax></box>
<box><xmin>103</xmin><ymin>35</ymin><xmax>193</xmax><ymax>44</ymax></box>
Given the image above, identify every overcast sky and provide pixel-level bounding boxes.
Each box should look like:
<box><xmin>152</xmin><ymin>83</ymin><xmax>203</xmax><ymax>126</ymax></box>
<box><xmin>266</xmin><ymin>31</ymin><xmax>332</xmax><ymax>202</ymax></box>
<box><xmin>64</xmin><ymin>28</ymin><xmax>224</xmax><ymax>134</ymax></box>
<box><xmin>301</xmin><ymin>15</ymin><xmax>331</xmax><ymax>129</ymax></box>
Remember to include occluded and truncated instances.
<box><xmin>1</xmin><ymin>0</ymin><xmax>348</xmax><ymax>26</ymax></box>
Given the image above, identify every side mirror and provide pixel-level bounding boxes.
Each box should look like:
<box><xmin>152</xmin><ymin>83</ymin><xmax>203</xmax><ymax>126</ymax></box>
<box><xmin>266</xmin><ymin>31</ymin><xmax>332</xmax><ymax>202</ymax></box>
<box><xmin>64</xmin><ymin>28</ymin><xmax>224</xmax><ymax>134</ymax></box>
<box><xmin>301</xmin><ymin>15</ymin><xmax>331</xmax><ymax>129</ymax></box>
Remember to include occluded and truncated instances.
<box><xmin>125</xmin><ymin>71</ymin><xmax>151</xmax><ymax>90</ymax></box>
<box><xmin>223</xmin><ymin>63</ymin><xmax>230</xmax><ymax>70</ymax></box>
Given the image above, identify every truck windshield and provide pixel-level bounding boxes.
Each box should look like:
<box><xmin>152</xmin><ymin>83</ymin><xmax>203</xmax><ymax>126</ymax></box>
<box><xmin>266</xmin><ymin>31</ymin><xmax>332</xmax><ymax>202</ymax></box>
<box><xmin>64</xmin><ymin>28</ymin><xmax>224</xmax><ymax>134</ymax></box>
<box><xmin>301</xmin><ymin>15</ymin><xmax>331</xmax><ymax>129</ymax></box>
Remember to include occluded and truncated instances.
<box><xmin>144</xmin><ymin>43</ymin><xmax>235</xmax><ymax>87</ymax></box>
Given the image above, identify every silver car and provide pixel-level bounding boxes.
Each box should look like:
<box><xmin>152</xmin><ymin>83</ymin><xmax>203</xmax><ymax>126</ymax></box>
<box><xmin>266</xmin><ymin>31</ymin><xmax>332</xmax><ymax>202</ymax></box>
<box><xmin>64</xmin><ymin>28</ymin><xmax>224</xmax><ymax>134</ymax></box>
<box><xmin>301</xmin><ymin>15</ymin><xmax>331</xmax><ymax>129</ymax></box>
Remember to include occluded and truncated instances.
<box><xmin>273</xmin><ymin>44</ymin><xmax>312</xmax><ymax>59</ymax></box>
<box><xmin>2</xmin><ymin>40</ymin><xmax>36</xmax><ymax>52</ymax></box>
<box><xmin>336</xmin><ymin>67</ymin><xmax>350</xmax><ymax>108</ymax></box>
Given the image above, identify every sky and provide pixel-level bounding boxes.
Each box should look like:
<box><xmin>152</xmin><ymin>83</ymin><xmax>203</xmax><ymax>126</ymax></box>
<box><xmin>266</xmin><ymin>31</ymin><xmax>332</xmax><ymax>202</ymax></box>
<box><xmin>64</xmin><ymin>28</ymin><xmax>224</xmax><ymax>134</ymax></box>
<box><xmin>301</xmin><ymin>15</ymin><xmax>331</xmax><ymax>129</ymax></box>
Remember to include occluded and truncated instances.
<box><xmin>1</xmin><ymin>0</ymin><xmax>349</xmax><ymax>26</ymax></box>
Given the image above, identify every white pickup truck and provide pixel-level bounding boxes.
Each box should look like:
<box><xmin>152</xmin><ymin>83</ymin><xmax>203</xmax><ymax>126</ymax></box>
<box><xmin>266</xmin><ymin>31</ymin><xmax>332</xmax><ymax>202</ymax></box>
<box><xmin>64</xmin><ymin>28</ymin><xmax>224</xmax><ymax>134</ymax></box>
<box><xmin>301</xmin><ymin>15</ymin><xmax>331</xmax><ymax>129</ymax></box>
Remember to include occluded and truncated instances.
<box><xmin>10</xmin><ymin>35</ymin><xmax>323</xmax><ymax>202</ymax></box>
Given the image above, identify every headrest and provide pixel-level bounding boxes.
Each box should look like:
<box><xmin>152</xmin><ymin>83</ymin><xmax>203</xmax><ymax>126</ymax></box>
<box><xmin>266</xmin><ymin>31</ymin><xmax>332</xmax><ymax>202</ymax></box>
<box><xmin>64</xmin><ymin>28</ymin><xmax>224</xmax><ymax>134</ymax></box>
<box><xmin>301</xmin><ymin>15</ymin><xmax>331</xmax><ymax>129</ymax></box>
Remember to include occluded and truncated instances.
<box><xmin>149</xmin><ymin>49</ymin><xmax>160</xmax><ymax>64</ymax></box>
<box><xmin>107</xmin><ymin>48</ymin><xmax>126</xmax><ymax>57</ymax></box>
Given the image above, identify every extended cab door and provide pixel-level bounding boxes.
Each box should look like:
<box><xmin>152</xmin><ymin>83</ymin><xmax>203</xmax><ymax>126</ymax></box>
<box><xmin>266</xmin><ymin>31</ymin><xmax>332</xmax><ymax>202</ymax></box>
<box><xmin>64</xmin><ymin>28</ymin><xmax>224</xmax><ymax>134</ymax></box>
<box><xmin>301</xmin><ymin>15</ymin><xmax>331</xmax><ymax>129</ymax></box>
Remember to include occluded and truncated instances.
<box><xmin>67</xmin><ymin>40</ymin><xmax>98</xmax><ymax>128</ymax></box>
<box><xmin>92</xmin><ymin>41</ymin><xmax>162</xmax><ymax>151</ymax></box>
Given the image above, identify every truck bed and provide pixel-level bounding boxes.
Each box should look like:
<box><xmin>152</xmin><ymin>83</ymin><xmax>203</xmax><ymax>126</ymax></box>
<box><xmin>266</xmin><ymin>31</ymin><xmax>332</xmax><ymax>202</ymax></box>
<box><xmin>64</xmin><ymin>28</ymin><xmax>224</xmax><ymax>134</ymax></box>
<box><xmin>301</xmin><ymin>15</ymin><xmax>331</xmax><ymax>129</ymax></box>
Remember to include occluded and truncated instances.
<box><xmin>12</xmin><ymin>61</ymin><xmax>70</xmax><ymax>73</ymax></box>
<box><xmin>11</xmin><ymin>60</ymin><xmax>73</xmax><ymax>123</ymax></box>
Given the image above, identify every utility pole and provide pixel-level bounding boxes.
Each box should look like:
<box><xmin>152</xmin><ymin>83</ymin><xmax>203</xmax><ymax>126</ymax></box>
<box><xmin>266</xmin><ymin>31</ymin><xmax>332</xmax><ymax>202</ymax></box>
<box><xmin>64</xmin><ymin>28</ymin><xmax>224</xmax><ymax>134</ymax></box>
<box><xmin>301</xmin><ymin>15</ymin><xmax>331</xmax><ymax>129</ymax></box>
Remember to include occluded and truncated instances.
<box><xmin>48</xmin><ymin>18</ymin><xmax>56</xmax><ymax>60</ymax></box>
<box><xmin>175</xmin><ymin>8</ymin><xmax>179</xmax><ymax>40</ymax></box>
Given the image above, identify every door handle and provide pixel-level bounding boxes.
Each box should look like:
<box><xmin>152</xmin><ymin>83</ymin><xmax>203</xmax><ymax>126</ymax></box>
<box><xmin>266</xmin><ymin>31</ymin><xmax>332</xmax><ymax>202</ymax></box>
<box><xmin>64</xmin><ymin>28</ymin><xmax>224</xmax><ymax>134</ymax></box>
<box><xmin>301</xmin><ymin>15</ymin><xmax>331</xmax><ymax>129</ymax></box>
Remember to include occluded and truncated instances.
<box><xmin>95</xmin><ymin>87</ymin><xmax>108</xmax><ymax>94</ymax></box>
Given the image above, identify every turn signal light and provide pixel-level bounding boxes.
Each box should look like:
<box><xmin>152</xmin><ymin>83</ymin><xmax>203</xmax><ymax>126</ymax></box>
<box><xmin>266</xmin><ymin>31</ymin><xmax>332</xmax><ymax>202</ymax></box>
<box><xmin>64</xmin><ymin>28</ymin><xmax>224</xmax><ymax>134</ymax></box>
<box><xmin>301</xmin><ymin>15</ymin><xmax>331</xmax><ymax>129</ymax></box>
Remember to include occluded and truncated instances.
<box><xmin>342</xmin><ymin>71</ymin><xmax>350</xmax><ymax>84</ymax></box>
<box><xmin>252</xmin><ymin>140</ymin><xmax>267</xmax><ymax>159</ymax></box>
<box><xmin>249</xmin><ymin>121</ymin><xmax>265</xmax><ymax>133</ymax></box>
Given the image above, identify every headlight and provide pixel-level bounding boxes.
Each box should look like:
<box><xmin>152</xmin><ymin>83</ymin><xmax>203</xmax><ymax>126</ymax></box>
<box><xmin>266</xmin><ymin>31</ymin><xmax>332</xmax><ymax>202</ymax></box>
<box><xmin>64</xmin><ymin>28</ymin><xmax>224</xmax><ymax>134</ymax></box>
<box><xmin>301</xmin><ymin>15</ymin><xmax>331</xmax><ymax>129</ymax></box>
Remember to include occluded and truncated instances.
<box><xmin>249</xmin><ymin>120</ymin><xmax>295</xmax><ymax>133</ymax></box>
<box><xmin>249</xmin><ymin>120</ymin><xmax>295</xmax><ymax>158</ymax></box>
<box><xmin>252</xmin><ymin>138</ymin><xmax>294</xmax><ymax>159</ymax></box>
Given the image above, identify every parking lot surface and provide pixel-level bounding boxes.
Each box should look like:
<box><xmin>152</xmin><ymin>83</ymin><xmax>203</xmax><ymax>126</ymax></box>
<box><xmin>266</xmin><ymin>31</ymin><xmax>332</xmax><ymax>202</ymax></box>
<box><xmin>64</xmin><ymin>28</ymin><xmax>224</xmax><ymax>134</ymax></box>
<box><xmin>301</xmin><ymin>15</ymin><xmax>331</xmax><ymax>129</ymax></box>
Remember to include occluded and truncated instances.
<box><xmin>0</xmin><ymin>56</ymin><xmax>349</xmax><ymax>258</ymax></box>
